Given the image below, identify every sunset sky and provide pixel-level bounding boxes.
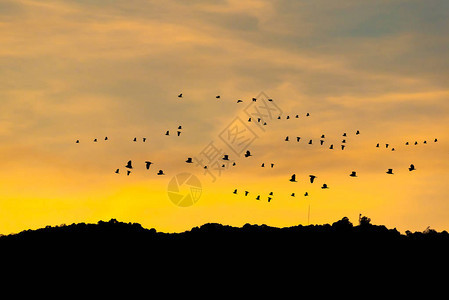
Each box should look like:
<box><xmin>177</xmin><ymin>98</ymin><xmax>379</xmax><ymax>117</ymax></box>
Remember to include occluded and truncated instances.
<box><xmin>1</xmin><ymin>0</ymin><xmax>448</xmax><ymax>234</ymax></box>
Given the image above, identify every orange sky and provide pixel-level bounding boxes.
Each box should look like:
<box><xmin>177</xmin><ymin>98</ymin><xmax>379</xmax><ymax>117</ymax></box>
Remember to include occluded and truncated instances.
<box><xmin>1</xmin><ymin>0</ymin><xmax>448</xmax><ymax>234</ymax></box>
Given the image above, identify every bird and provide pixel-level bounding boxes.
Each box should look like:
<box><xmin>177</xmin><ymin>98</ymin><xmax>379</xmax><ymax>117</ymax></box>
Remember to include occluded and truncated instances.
<box><xmin>268</xmin><ymin>197</ymin><xmax>272</xmax><ymax>202</ymax></box>
<box><xmin>94</xmin><ymin>138</ymin><xmax>97</xmax><ymax>142</ymax></box>
<box><xmin>289</xmin><ymin>174</ymin><xmax>297</xmax><ymax>182</ymax></box>
<box><xmin>237</xmin><ymin>99</ymin><xmax>243</xmax><ymax>103</ymax></box>
<box><xmin>178</xmin><ymin>93</ymin><xmax>182</xmax><ymax>98</ymax></box>
<box><xmin>269</xmin><ymin>192</ymin><xmax>273</xmax><ymax>196</ymax></box>
<box><xmin>248</xmin><ymin>117</ymin><xmax>252</xmax><ymax>122</ymax></box>
<box><xmin>186</xmin><ymin>157</ymin><xmax>193</xmax><ymax>163</ymax></box>
<box><xmin>256</xmin><ymin>195</ymin><xmax>260</xmax><ymax>200</ymax></box>
<box><xmin>321</xmin><ymin>184</ymin><xmax>329</xmax><ymax>189</ymax></box>
<box><xmin>306</xmin><ymin>113</ymin><xmax>310</xmax><ymax>116</ymax></box>
<box><xmin>349</xmin><ymin>171</ymin><xmax>357</xmax><ymax>177</ymax></box>
<box><xmin>405</xmin><ymin>142</ymin><xmax>409</xmax><ymax>145</ymax></box>
<box><xmin>386</xmin><ymin>144</ymin><xmax>389</xmax><ymax>148</ymax></box>
<box><xmin>321</xmin><ymin>134</ymin><xmax>325</xmax><ymax>138</ymax></box>
<box><xmin>386</xmin><ymin>169</ymin><xmax>394</xmax><ymax>174</ymax></box>
<box><xmin>295</xmin><ymin>115</ymin><xmax>299</xmax><ymax>118</ymax></box>
<box><xmin>143</xmin><ymin>137</ymin><xmax>146</xmax><ymax>142</ymax></box>
<box><xmin>309</xmin><ymin>175</ymin><xmax>316</xmax><ymax>183</ymax></box>
<box><xmin>257</xmin><ymin>118</ymin><xmax>261</xmax><ymax>122</ymax></box>
<box><xmin>127</xmin><ymin>170</ymin><xmax>131</xmax><ymax>176</ymax></box>
<box><xmin>423</xmin><ymin>140</ymin><xmax>427</xmax><ymax>144</ymax></box>
<box><xmin>296</xmin><ymin>137</ymin><xmax>301</xmax><ymax>142</ymax></box>
<box><xmin>320</xmin><ymin>140</ymin><xmax>324</xmax><ymax>145</ymax></box>
<box><xmin>125</xmin><ymin>160</ymin><xmax>133</xmax><ymax>169</ymax></box>
<box><xmin>329</xmin><ymin>144</ymin><xmax>334</xmax><ymax>150</ymax></box>
<box><xmin>115</xmin><ymin>169</ymin><xmax>119</xmax><ymax>174</ymax></box>
<box><xmin>232</xmin><ymin>162</ymin><xmax>236</xmax><ymax>166</ymax></box>
<box><xmin>244</xmin><ymin>150</ymin><xmax>252</xmax><ymax>157</ymax></box>
<box><xmin>342</xmin><ymin>139</ymin><xmax>346</xmax><ymax>143</ymax></box>
<box><xmin>376</xmin><ymin>143</ymin><xmax>380</xmax><ymax>148</ymax></box>
<box><xmin>145</xmin><ymin>161</ymin><xmax>153</xmax><ymax>169</ymax></box>
<box><xmin>216</xmin><ymin>95</ymin><xmax>221</xmax><ymax>99</ymax></box>
<box><xmin>233</xmin><ymin>189</ymin><xmax>237</xmax><ymax>194</ymax></box>
<box><xmin>261</xmin><ymin>163</ymin><xmax>265</xmax><ymax>167</ymax></box>
<box><xmin>308</xmin><ymin>139</ymin><xmax>313</xmax><ymax>145</ymax></box>
<box><xmin>165</xmin><ymin>131</ymin><xmax>170</xmax><ymax>136</ymax></box>
<box><xmin>76</xmin><ymin>140</ymin><xmax>79</xmax><ymax>143</ymax></box>
<box><xmin>177</xmin><ymin>131</ymin><xmax>181</xmax><ymax>136</ymax></box>
<box><xmin>414</xmin><ymin>141</ymin><xmax>418</xmax><ymax>145</ymax></box>
<box><xmin>268</xmin><ymin>99</ymin><xmax>273</xmax><ymax>102</ymax></box>
<box><xmin>342</xmin><ymin>133</ymin><xmax>347</xmax><ymax>137</ymax></box>
<box><xmin>356</xmin><ymin>130</ymin><xmax>360</xmax><ymax>135</ymax></box>
<box><xmin>270</xmin><ymin>163</ymin><xmax>274</xmax><ymax>168</ymax></box>
<box><xmin>252</xmin><ymin>97</ymin><xmax>257</xmax><ymax>102</ymax></box>
<box><xmin>104</xmin><ymin>137</ymin><xmax>108</xmax><ymax>141</ymax></box>
<box><xmin>285</xmin><ymin>136</ymin><xmax>289</xmax><ymax>141</ymax></box>
<box><xmin>304</xmin><ymin>192</ymin><xmax>309</xmax><ymax>196</ymax></box>
<box><xmin>245</xmin><ymin>191</ymin><xmax>249</xmax><ymax>196</ymax></box>
<box><xmin>157</xmin><ymin>170</ymin><xmax>165</xmax><ymax>175</ymax></box>
<box><xmin>277</xmin><ymin>116</ymin><xmax>281</xmax><ymax>120</ymax></box>
<box><xmin>341</xmin><ymin>145</ymin><xmax>345</xmax><ymax>150</ymax></box>
<box><xmin>291</xmin><ymin>193</ymin><xmax>295</xmax><ymax>197</ymax></box>
<box><xmin>286</xmin><ymin>115</ymin><xmax>290</xmax><ymax>119</ymax></box>
<box><xmin>178</xmin><ymin>125</ymin><xmax>182</xmax><ymax>130</ymax></box>
<box><xmin>409</xmin><ymin>164</ymin><xmax>416</xmax><ymax>171</ymax></box>
<box><xmin>133</xmin><ymin>137</ymin><xmax>137</xmax><ymax>142</ymax></box>
<box><xmin>222</xmin><ymin>155</ymin><xmax>229</xmax><ymax>160</ymax></box>
<box><xmin>434</xmin><ymin>138</ymin><xmax>438</xmax><ymax>142</ymax></box>
<box><xmin>392</xmin><ymin>148</ymin><xmax>395</xmax><ymax>151</ymax></box>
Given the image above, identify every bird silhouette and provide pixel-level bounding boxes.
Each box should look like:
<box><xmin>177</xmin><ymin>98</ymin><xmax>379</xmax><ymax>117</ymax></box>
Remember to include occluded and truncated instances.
<box><xmin>115</xmin><ymin>169</ymin><xmax>119</xmax><ymax>174</ymax></box>
<box><xmin>341</xmin><ymin>145</ymin><xmax>345</xmax><ymax>150</ymax></box>
<box><xmin>342</xmin><ymin>133</ymin><xmax>347</xmax><ymax>137</ymax></box>
<box><xmin>291</xmin><ymin>193</ymin><xmax>295</xmax><ymax>197</ymax></box>
<box><xmin>269</xmin><ymin>192</ymin><xmax>273</xmax><ymax>196</ymax></box>
<box><xmin>105</xmin><ymin>137</ymin><xmax>108</xmax><ymax>141</ymax></box>
<box><xmin>237</xmin><ymin>99</ymin><xmax>243</xmax><ymax>103</ymax></box>
<box><xmin>304</xmin><ymin>192</ymin><xmax>309</xmax><ymax>196</ymax></box>
<box><xmin>178</xmin><ymin>125</ymin><xmax>182</xmax><ymax>130</ymax></box>
<box><xmin>233</xmin><ymin>189</ymin><xmax>237</xmax><ymax>194</ymax></box>
<box><xmin>248</xmin><ymin>117</ymin><xmax>252</xmax><ymax>122</ymax></box>
<box><xmin>271</xmin><ymin>163</ymin><xmax>274</xmax><ymax>168</ymax></box>
<box><xmin>145</xmin><ymin>161</ymin><xmax>153</xmax><ymax>169</ymax></box>
<box><xmin>127</xmin><ymin>170</ymin><xmax>131</xmax><ymax>176</ymax></box>
<box><xmin>356</xmin><ymin>130</ymin><xmax>360</xmax><ymax>135</ymax></box>
<box><xmin>157</xmin><ymin>170</ymin><xmax>165</xmax><ymax>175</ymax></box>
<box><xmin>268</xmin><ymin>99</ymin><xmax>273</xmax><ymax>102</ymax></box>
<box><xmin>308</xmin><ymin>139</ymin><xmax>313</xmax><ymax>145</ymax></box>
<box><xmin>256</xmin><ymin>195</ymin><xmax>260</xmax><ymax>200</ymax></box>
<box><xmin>125</xmin><ymin>160</ymin><xmax>133</xmax><ymax>169</ymax></box>
<box><xmin>76</xmin><ymin>140</ymin><xmax>79</xmax><ymax>143</ymax></box>
<box><xmin>321</xmin><ymin>184</ymin><xmax>329</xmax><ymax>189</ymax></box>
<box><xmin>133</xmin><ymin>137</ymin><xmax>137</xmax><ymax>142</ymax></box>
<box><xmin>165</xmin><ymin>131</ymin><xmax>170</xmax><ymax>136</ymax></box>
<box><xmin>94</xmin><ymin>138</ymin><xmax>97</xmax><ymax>142</ymax></box>
<box><xmin>222</xmin><ymin>155</ymin><xmax>229</xmax><ymax>160</ymax></box>
<box><xmin>286</xmin><ymin>115</ymin><xmax>290</xmax><ymax>119</ymax></box>
<box><xmin>268</xmin><ymin>197</ymin><xmax>272</xmax><ymax>202</ymax></box>
<box><xmin>252</xmin><ymin>97</ymin><xmax>257</xmax><ymax>102</ymax></box>
<box><xmin>178</xmin><ymin>93</ymin><xmax>182</xmax><ymax>98</ymax></box>
<box><xmin>423</xmin><ymin>140</ymin><xmax>427</xmax><ymax>144</ymax></box>
<box><xmin>409</xmin><ymin>164</ymin><xmax>416</xmax><ymax>171</ymax></box>
<box><xmin>186</xmin><ymin>157</ymin><xmax>193</xmax><ymax>163</ymax></box>
<box><xmin>392</xmin><ymin>148</ymin><xmax>395</xmax><ymax>151</ymax></box>
<box><xmin>232</xmin><ymin>162</ymin><xmax>236</xmax><ymax>166</ymax></box>
<box><xmin>349</xmin><ymin>171</ymin><xmax>357</xmax><ymax>177</ymax></box>
<box><xmin>434</xmin><ymin>138</ymin><xmax>438</xmax><ymax>142</ymax></box>
<box><xmin>289</xmin><ymin>174</ymin><xmax>297</xmax><ymax>182</ymax></box>
<box><xmin>143</xmin><ymin>137</ymin><xmax>146</xmax><ymax>142</ymax></box>
<box><xmin>277</xmin><ymin>116</ymin><xmax>281</xmax><ymax>120</ymax></box>
<box><xmin>296</xmin><ymin>137</ymin><xmax>301</xmax><ymax>142</ymax></box>
<box><xmin>245</xmin><ymin>191</ymin><xmax>249</xmax><ymax>196</ymax></box>
<box><xmin>177</xmin><ymin>131</ymin><xmax>181</xmax><ymax>136</ymax></box>
<box><xmin>386</xmin><ymin>169</ymin><xmax>394</xmax><ymax>174</ymax></box>
<box><xmin>414</xmin><ymin>141</ymin><xmax>418</xmax><ymax>145</ymax></box>
<box><xmin>405</xmin><ymin>142</ymin><xmax>409</xmax><ymax>145</ymax></box>
<box><xmin>376</xmin><ymin>143</ymin><xmax>380</xmax><ymax>147</ymax></box>
<box><xmin>295</xmin><ymin>115</ymin><xmax>299</xmax><ymax>118</ymax></box>
<box><xmin>309</xmin><ymin>175</ymin><xmax>316</xmax><ymax>183</ymax></box>
<box><xmin>386</xmin><ymin>144</ymin><xmax>389</xmax><ymax>148</ymax></box>
<box><xmin>320</xmin><ymin>140</ymin><xmax>324</xmax><ymax>145</ymax></box>
<box><xmin>306</xmin><ymin>113</ymin><xmax>310</xmax><ymax>116</ymax></box>
<box><xmin>285</xmin><ymin>136</ymin><xmax>289</xmax><ymax>141</ymax></box>
<box><xmin>321</xmin><ymin>134</ymin><xmax>325</xmax><ymax>138</ymax></box>
<box><xmin>329</xmin><ymin>144</ymin><xmax>334</xmax><ymax>150</ymax></box>
<box><xmin>342</xmin><ymin>139</ymin><xmax>346</xmax><ymax>143</ymax></box>
<box><xmin>244</xmin><ymin>150</ymin><xmax>252</xmax><ymax>157</ymax></box>
<box><xmin>216</xmin><ymin>95</ymin><xmax>220</xmax><ymax>99</ymax></box>
<box><xmin>261</xmin><ymin>163</ymin><xmax>265</xmax><ymax>167</ymax></box>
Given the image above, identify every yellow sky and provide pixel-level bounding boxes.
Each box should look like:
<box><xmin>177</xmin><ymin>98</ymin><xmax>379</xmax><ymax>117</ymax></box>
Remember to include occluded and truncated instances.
<box><xmin>1</xmin><ymin>0</ymin><xmax>448</xmax><ymax>234</ymax></box>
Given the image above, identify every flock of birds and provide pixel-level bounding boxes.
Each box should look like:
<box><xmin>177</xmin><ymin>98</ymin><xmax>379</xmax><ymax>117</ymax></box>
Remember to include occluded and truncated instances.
<box><xmin>74</xmin><ymin>93</ymin><xmax>440</xmax><ymax>203</ymax></box>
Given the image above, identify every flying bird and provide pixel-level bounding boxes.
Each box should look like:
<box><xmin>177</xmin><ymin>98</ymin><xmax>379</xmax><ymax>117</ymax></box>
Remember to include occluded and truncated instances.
<box><xmin>157</xmin><ymin>170</ymin><xmax>165</xmax><ymax>175</ymax></box>
<box><xmin>409</xmin><ymin>164</ymin><xmax>416</xmax><ymax>171</ymax></box>
<box><xmin>244</xmin><ymin>150</ymin><xmax>252</xmax><ymax>157</ymax></box>
<box><xmin>125</xmin><ymin>160</ymin><xmax>133</xmax><ymax>169</ymax></box>
<box><xmin>104</xmin><ymin>137</ymin><xmax>108</xmax><ymax>141</ymax></box>
<box><xmin>186</xmin><ymin>157</ymin><xmax>193</xmax><ymax>163</ymax></box>
<box><xmin>356</xmin><ymin>130</ymin><xmax>360</xmax><ymax>135</ymax></box>
<box><xmin>320</xmin><ymin>140</ymin><xmax>324</xmax><ymax>145</ymax></box>
<box><xmin>349</xmin><ymin>171</ymin><xmax>357</xmax><ymax>177</ymax></box>
<box><xmin>222</xmin><ymin>155</ymin><xmax>229</xmax><ymax>160</ymax></box>
<box><xmin>414</xmin><ymin>141</ymin><xmax>418</xmax><ymax>145</ymax></box>
<box><xmin>177</xmin><ymin>131</ymin><xmax>181</xmax><ymax>136</ymax></box>
<box><xmin>291</xmin><ymin>193</ymin><xmax>295</xmax><ymax>197</ymax></box>
<box><xmin>245</xmin><ymin>191</ymin><xmax>249</xmax><ymax>196</ymax></box>
<box><xmin>94</xmin><ymin>138</ymin><xmax>97</xmax><ymax>142</ymax></box>
<box><xmin>342</xmin><ymin>139</ymin><xmax>346</xmax><ymax>143</ymax></box>
<box><xmin>285</xmin><ymin>136</ymin><xmax>289</xmax><ymax>141</ymax></box>
<box><xmin>268</xmin><ymin>197</ymin><xmax>272</xmax><ymax>202</ymax></box>
<box><xmin>269</xmin><ymin>192</ymin><xmax>273</xmax><ymax>196</ymax></box>
<box><xmin>405</xmin><ymin>142</ymin><xmax>409</xmax><ymax>145</ymax></box>
<box><xmin>271</xmin><ymin>163</ymin><xmax>274</xmax><ymax>168</ymax></box>
<box><xmin>233</xmin><ymin>189</ymin><xmax>237</xmax><ymax>194</ymax></box>
<box><xmin>286</xmin><ymin>115</ymin><xmax>290</xmax><ymax>119</ymax></box>
<box><xmin>386</xmin><ymin>169</ymin><xmax>394</xmax><ymax>174</ymax></box>
<box><xmin>329</xmin><ymin>144</ymin><xmax>334</xmax><ymax>150</ymax></box>
<box><xmin>178</xmin><ymin>125</ymin><xmax>182</xmax><ymax>130</ymax></box>
<box><xmin>296</xmin><ymin>137</ymin><xmax>301</xmax><ymax>142</ymax></box>
<box><xmin>321</xmin><ymin>184</ymin><xmax>329</xmax><ymax>189</ymax></box>
<box><xmin>304</xmin><ymin>192</ymin><xmax>309</xmax><ymax>196</ymax></box>
<box><xmin>376</xmin><ymin>143</ymin><xmax>380</xmax><ymax>148</ymax></box>
<box><xmin>289</xmin><ymin>174</ymin><xmax>297</xmax><ymax>182</ymax></box>
<box><xmin>127</xmin><ymin>170</ymin><xmax>131</xmax><ymax>176</ymax></box>
<box><xmin>145</xmin><ymin>161</ymin><xmax>153</xmax><ymax>169</ymax></box>
<box><xmin>341</xmin><ymin>145</ymin><xmax>345</xmax><ymax>150</ymax></box>
<box><xmin>133</xmin><ymin>137</ymin><xmax>137</xmax><ymax>142</ymax></box>
<box><xmin>76</xmin><ymin>140</ymin><xmax>79</xmax><ymax>143</ymax></box>
<box><xmin>115</xmin><ymin>169</ymin><xmax>119</xmax><ymax>174</ymax></box>
<box><xmin>309</xmin><ymin>175</ymin><xmax>316</xmax><ymax>183</ymax></box>
<box><xmin>342</xmin><ymin>133</ymin><xmax>347</xmax><ymax>137</ymax></box>
<box><xmin>308</xmin><ymin>139</ymin><xmax>313</xmax><ymax>145</ymax></box>
<box><xmin>256</xmin><ymin>195</ymin><xmax>260</xmax><ymax>200</ymax></box>
<box><xmin>306</xmin><ymin>113</ymin><xmax>310</xmax><ymax>116</ymax></box>
<box><xmin>434</xmin><ymin>138</ymin><xmax>438</xmax><ymax>142</ymax></box>
<box><xmin>216</xmin><ymin>95</ymin><xmax>221</xmax><ymax>99</ymax></box>
<box><xmin>321</xmin><ymin>134</ymin><xmax>325</xmax><ymax>138</ymax></box>
<box><xmin>178</xmin><ymin>93</ymin><xmax>182</xmax><ymax>98</ymax></box>
<box><xmin>295</xmin><ymin>115</ymin><xmax>299</xmax><ymax>118</ymax></box>
<box><xmin>143</xmin><ymin>137</ymin><xmax>146</xmax><ymax>142</ymax></box>
<box><xmin>252</xmin><ymin>98</ymin><xmax>257</xmax><ymax>102</ymax></box>
<box><xmin>237</xmin><ymin>99</ymin><xmax>243</xmax><ymax>103</ymax></box>
<box><xmin>165</xmin><ymin>131</ymin><xmax>170</xmax><ymax>136</ymax></box>
<box><xmin>261</xmin><ymin>163</ymin><xmax>265</xmax><ymax>167</ymax></box>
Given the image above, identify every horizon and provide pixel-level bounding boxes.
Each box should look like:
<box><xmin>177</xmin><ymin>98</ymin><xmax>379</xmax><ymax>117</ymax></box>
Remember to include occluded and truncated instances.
<box><xmin>1</xmin><ymin>0</ymin><xmax>448</xmax><ymax>235</ymax></box>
